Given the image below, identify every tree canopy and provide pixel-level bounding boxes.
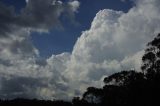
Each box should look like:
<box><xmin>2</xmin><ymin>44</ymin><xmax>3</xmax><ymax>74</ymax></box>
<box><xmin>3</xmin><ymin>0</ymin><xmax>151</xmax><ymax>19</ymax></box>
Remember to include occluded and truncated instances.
<box><xmin>142</xmin><ymin>33</ymin><xmax>160</xmax><ymax>80</ymax></box>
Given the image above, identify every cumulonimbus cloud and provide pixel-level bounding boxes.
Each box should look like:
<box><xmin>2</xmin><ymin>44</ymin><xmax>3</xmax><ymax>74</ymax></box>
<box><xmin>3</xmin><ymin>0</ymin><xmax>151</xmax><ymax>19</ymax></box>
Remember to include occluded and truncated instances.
<box><xmin>63</xmin><ymin>0</ymin><xmax>160</xmax><ymax>97</ymax></box>
<box><xmin>0</xmin><ymin>0</ymin><xmax>160</xmax><ymax>100</ymax></box>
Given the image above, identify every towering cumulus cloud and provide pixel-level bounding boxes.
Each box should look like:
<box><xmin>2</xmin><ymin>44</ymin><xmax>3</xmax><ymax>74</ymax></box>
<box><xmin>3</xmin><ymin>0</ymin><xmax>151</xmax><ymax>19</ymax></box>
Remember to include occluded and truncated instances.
<box><xmin>64</xmin><ymin>0</ymin><xmax>160</xmax><ymax>96</ymax></box>
<box><xmin>0</xmin><ymin>0</ymin><xmax>160</xmax><ymax>100</ymax></box>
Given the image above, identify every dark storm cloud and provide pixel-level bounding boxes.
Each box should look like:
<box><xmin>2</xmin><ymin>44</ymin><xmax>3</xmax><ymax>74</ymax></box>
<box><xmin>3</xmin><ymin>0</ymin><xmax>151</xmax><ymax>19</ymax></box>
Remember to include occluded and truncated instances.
<box><xmin>0</xmin><ymin>0</ymin><xmax>80</xmax><ymax>37</ymax></box>
<box><xmin>0</xmin><ymin>75</ymin><xmax>48</xmax><ymax>99</ymax></box>
<box><xmin>0</xmin><ymin>59</ymin><xmax>12</xmax><ymax>66</ymax></box>
<box><xmin>0</xmin><ymin>72</ymin><xmax>71</xmax><ymax>99</ymax></box>
<box><xmin>18</xmin><ymin>0</ymin><xmax>64</xmax><ymax>30</ymax></box>
<box><xmin>0</xmin><ymin>2</ymin><xmax>16</xmax><ymax>37</ymax></box>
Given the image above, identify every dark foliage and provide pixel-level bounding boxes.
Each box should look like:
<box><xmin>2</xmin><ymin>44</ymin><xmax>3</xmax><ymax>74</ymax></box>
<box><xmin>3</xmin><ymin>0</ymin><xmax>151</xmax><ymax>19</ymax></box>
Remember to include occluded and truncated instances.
<box><xmin>0</xmin><ymin>98</ymin><xmax>72</xmax><ymax>106</ymax></box>
<box><xmin>141</xmin><ymin>33</ymin><xmax>160</xmax><ymax>79</ymax></box>
<box><xmin>1</xmin><ymin>34</ymin><xmax>160</xmax><ymax>106</ymax></box>
<box><xmin>103</xmin><ymin>70</ymin><xmax>145</xmax><ymax>86</ymax></box>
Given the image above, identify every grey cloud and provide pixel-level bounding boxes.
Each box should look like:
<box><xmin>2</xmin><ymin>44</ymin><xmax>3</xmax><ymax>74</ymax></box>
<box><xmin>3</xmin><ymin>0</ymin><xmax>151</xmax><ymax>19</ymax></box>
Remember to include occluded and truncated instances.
<box><xmin>0</xmin><ymin>59</ymin><xmax>12</xmax><ymax>66</ymax></box>
<box><xmin>0</xmin><ymin>2</ymin><xmax>16</xmax><ymax>37</ymax></box>
<box><xmin>18</xmin><ymin>0</ymin><xmax>80</xmax><ymax>31</ymax></box>
<box><xmin>0</xmin><ymin>51</ymin><xmax>71</xmax><ymax>99</ymax></box>
<box><xmin>0</xmin><ymin>75</ymin><xmax>55</xmax><ymax>99</ymax></box>
<box><xmin>18</xmin><ymin>0</ymin><xmax>64</xmax><ymax>30</ymax></box>
<box><xmin>0</xmin><ymin>0</ymin><xmax>80</xmax><ymax>37</ymax></box>
<box><xmin>8</xmin><ymin>38</ymin><xmax>38</xmax><ymax>57</ymax></box>
<box><xmin>0</xmin><ymin>0</ymin><xmax>79</xmax><ymax>100</ymax></box>
<box><xmin>0</xmin><ymin>0</ymin><xmax>79</xmax><ymax>61</ymax></box>
<box><xmin>0</xmin><ymin>0</ymin><xmax>79</xmax><ymax>62</ymax></box>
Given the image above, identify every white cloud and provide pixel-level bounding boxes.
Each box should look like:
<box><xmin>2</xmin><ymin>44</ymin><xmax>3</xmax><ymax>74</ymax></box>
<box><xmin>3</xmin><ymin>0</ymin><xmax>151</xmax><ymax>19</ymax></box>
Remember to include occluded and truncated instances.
<box><xmin>25</xmin><ymin>0</ymin><xmax>29</xmax><ymax>3</ymax></box>
<box><xmin>63</xmin><ymin>0</ymin><xmax>160</xmax><ymax>97</ymax></box>
<box><xmin>68</xmin><ymin>0</ymin><xmax>80</xmax><ymax>12</ymax></box>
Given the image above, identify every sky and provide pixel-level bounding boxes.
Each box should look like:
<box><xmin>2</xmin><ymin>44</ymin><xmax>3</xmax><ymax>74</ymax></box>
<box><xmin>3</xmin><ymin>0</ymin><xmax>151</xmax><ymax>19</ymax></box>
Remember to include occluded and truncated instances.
<box><xmin>31</xmin><ymin>0</ymin><xmax>133</xmax><ymax>57</ymax></box>
<box><xmin>1</xmin><ymin>0</ymin><xmax>133</xmax><ymax>58</ymax></box>
<box><xmin>0</xmin><ymin>0</ymin><xmax>160</xmax><ymax>100</ymax></box>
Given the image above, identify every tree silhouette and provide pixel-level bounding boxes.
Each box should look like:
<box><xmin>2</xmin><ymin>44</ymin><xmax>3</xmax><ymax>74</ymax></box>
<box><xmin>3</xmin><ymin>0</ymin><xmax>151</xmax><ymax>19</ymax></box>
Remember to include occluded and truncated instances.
<box><xmin>103</xmin><ymin>70</ymin><xmax>145</xmax><ymax>86</ymax></box>
<box><xmin>103</xmin><ymin>70</ymin><xmax>146</xmax><ymax>106</ymax></box>
<box><xmin>82</xmin><ymin>87</ymin><xmax>103</xmax><ymax>104</ymax></box>
<box><xmin>141</xmin><ymin>33</ymin><xmax>160</xmax><ymax>80</ymax></box>
<box><xmin>140</xmin><ymin>33</ymin><xmax>160</xmax><ymax>105</ymax></box>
